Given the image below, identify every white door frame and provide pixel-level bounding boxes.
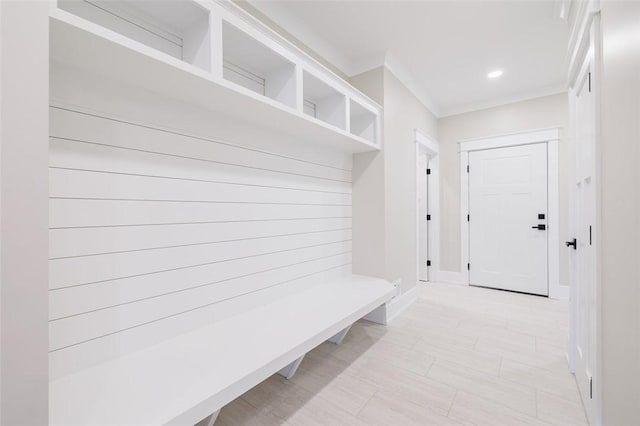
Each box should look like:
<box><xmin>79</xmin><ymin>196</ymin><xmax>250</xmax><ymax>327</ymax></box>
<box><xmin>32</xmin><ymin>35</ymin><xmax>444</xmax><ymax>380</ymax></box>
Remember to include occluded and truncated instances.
<box><xmin>415</xmin><ymin>129</ymin><xmax>439</xmax><ymax>282</ymax></box>
<box><xmin>459</xmin><ymin>128</ymin><xmax>564</xmax><ymax>299</ymax></box>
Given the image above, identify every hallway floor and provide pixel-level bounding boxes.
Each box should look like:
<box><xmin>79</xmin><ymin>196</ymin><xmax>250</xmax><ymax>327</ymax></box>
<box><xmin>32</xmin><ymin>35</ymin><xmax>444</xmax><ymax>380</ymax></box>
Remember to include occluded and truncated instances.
<box><xmin>217</xmin><ymin>282</ymin><xmax>587</xmax><ymax>426</ymax></box>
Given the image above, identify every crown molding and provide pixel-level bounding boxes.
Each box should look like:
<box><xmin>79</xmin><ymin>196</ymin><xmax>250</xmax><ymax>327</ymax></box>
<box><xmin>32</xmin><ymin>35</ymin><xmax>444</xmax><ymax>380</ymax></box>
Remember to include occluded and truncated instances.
<box><xmin>438</xmin><ymin>83</ymin><xmax>568</xmax><ymax>118</ymax></box>
<box><xmin>244</xmin><ymin>0</ymin><xmax>354</xmax><ymax>76</ymax></box>
<box><xmin>382</xmin><ymin>52</ymin><xmax>441</xmax><ymax>117</ymax></box>
<box><xmin>244</xmin><ymin>0</ymin><xmax>567</xmax><ymax>120</ymax></box>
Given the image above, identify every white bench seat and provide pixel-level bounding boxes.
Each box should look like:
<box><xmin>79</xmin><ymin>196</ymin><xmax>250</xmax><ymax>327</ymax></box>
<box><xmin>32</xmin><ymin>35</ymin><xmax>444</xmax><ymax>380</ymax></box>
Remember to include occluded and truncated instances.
<box><xmin>50</xmin><ymin>274</ymin><xmax>395</xmax><ymax>425</ymax></box>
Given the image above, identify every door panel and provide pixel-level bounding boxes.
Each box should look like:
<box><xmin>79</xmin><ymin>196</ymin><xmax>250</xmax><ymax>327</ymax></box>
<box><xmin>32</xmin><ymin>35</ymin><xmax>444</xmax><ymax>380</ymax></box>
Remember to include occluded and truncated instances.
<box><xmin>572</xmin><ymin>57</ymin><xmax>597</xmax><ymax>424</ymax></box>
<box><xmin>469</xmin><ymin>143</ymin><xmax>548</xmax><ymax>295</ymax></box>
<box><xmin>418</xmin><ymin>153</ymin><xmax>428</xmax><ymax>281</ymax></box>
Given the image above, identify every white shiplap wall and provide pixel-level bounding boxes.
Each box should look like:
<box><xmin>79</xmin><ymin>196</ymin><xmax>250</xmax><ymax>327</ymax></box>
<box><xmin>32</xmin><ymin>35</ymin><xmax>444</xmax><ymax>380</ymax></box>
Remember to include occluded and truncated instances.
<box><xmin>49</xmin><ymin>105</ymin><xmax>353</xmax><ymax>378</ymax></box>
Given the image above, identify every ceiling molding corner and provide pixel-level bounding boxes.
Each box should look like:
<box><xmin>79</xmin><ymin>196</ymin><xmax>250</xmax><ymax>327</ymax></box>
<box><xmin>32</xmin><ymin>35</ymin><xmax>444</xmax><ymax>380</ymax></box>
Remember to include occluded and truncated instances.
<box><xmin>347</xmin><ymin>52</ymin><xmax>387</xmax><ymax>78</ymax></box>
<box><xmin>246</xmin><ymin>0</ymin><xmax>354</xmax><ymax>76</ymax></box>
<box><xmin>382</xmin><ymin>52</ymin><xmax>442</xmax><ymax>117</ymax></box>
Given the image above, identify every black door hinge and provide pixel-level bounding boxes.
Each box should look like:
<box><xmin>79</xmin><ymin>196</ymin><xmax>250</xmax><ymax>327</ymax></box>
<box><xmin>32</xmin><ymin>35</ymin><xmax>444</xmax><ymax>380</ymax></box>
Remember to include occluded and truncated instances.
<box><xmin>466</xmin><ymin>165</ymin><xmax>469</xmax><ymax>173</ymax></box>
<box><xmin>427</xmin><ymin>260</ymin><xmax>431</xmax><ymax>267</ymax></box>
<box><xmin>426</xmin><ymin>214</ymin><xmax>431</xmax><ymax>221</ymax></box>
<box><xmin>588</xmin><ymin>72</ymin><xmax>591</xmax><ymax>93</ymax></box>
<box><xmin>467</xmin><ymin>263</ymin><xmax>470</xmax><ymax>271</ymax></box>
<box><xmin>467</xmin><ymin>214</ymin><xmax>470</xmax><ymax>222</ymax></box>
<box><xmin>590</xmin><ymin>377</ymin><xmax>593</xmax><ymax>399</ymax></box>
<box><xmin>426</xmin><ymin>168</ymin><xmax>431</xmax><ymax>175</ymax></box>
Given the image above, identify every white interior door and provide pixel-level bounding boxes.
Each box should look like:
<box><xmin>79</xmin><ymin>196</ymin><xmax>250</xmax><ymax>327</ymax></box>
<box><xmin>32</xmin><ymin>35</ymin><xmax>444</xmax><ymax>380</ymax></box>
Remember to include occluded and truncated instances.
<box><xmin>570</xmin><ymin>55</ymin><xmax>597</xmax><ymax>424</ymax></box>
<box><xmin>469</xmin><ymin>143</ymin><xmax>548</xmax><ymax>295</ymax></box>
<box><xmin>418</xmin><ymin>153</ymin><xmax>429</xmax><ymax>281</ymax></box>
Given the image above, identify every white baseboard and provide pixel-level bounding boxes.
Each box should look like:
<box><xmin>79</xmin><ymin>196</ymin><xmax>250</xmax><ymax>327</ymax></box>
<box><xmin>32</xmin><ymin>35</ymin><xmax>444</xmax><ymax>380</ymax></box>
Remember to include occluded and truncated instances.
<box><xmin>364</xmin><ymin>280</ymin><xmax>417</xmax><ymax>325</ymax></box>
<box><xmin>436</xmin><ymin>270</ymin><xmax>466</xmax><ymax>285</ymax></box>
<box><xmin>549</xmin><ymin>283</ymin><xmax>570</xmax><ymax>300</ymax></box>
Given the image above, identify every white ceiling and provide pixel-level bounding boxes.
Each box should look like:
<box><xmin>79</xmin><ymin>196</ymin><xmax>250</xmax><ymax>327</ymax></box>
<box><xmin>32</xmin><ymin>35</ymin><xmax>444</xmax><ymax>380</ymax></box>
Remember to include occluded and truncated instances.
<box><xmin>248</xmin><ymin>0</ymin><xmax>569</xmax><ymax>117</ymax></box>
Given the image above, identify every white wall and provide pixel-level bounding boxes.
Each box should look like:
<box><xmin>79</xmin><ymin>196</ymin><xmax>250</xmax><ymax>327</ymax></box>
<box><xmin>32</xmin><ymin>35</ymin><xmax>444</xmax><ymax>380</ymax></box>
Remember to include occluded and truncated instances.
<box><xmin>0</xmin><ymin>2</ymin><xmax>49</xmax><ymax>424</ymax></box>
<box><xmin>350</xmin><ymin>67</ymin><xmax>438</xmax><ymax>294</ymax></box>
<box><xmin>383</xmin><ymin>69</ymin><xmax>438</xmax><ymax>292</ymax></box>
<box><xmin>350</xmin><ymin>68</ymin><xmax>386</xmax><ymax>280</ymax></box>
<box><xmin>49</xmin><ymin>64</ymin><xmax>355</xmax><ymax>377</ymax></box>
<box><xmin>599</xmin><ymin>1</ymin><xmax>640</xmax><ymax>423</ymax></box>
<box><xmin>437</xmin><ymin>94</ymin><xmax>569</xmax><ymax>286</ymax></box>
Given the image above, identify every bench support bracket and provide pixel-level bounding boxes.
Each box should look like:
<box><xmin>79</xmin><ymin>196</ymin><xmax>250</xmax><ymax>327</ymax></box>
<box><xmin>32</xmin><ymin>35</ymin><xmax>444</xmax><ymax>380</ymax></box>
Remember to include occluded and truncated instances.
<box><xmin>277</xmin><ymin>355</ymin><xmax>305</xmax><ymax>380</ymax></box>
<box><xmin>197</xmin><ymin>410</ymin><xmax>219</xmax><ymax>426</ymax></box>
<box><xmin>328</xmin><ymin>324</ymin><xmax>352</xmax><ymax>345</ymax></box>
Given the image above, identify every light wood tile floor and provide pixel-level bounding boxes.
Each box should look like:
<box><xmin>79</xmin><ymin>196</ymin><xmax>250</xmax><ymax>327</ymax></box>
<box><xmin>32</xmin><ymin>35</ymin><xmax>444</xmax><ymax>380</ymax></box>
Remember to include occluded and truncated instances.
<box><xmin>217</xmin><ymin>283</ymin><xmax>587</xmax><ymax>426</ymax></box>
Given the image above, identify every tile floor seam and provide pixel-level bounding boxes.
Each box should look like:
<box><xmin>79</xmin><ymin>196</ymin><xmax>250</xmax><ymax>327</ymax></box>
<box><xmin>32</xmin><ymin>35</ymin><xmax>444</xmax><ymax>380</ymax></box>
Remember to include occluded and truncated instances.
<box><xmin>217</xmin><ymin>282</ymin><xmax>584</xmax><ymax>426</ymax></box>
<box><xmin>446</xmin><ymin>389</ymin><xmax>459</xmax><ymax>417</ymax></box>
<box><xmin>354</xmin><ymin>389</ymin><xmax>378</xmax><ymax>418</ymax></box>
<box><xmin>425</xmin><ymin>362</ymin><xmax>541</xmax><ymax>419</ymax></box>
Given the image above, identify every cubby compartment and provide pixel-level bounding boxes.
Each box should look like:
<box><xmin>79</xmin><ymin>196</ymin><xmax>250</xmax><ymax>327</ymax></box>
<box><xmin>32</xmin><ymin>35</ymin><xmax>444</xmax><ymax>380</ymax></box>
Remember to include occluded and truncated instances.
<box><xmin>222</xmin><ymin>21</ymin><xmax>297</xmax><ymax>108</ymax></box>
<box><xmin>303</xmin><ymin>71</ymin><xmax>347</xmax><ymax>130</ymax></box>
<box><xmin>350</xmin><ymin>99</ymin><xmax>377</xmax><ymax>144</ymax></box>
<box><xmin>57</xmin><ymin>0</ymin><xmax>212</xmax><ymax>71</ymax></box>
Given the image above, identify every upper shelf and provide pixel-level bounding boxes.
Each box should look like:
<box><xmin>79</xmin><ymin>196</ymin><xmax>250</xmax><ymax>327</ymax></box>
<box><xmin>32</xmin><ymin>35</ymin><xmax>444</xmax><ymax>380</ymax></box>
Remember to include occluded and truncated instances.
<box><xmin>50</xmin><ymin>0</ymin><xmax>381</xmax><ymax>153</ymax></box>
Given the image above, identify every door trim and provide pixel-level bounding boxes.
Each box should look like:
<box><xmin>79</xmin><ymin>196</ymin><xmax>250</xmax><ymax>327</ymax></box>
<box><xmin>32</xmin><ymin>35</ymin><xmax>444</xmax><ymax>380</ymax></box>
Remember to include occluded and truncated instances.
<box><xmin>459</xmin><ymin>128</ymin><xmax>565</xmax><ymax>299</ymax></box>
<box><xmin>415</xmin><ymin>129</ymin><xmax>439</xmax><ymax>283</ymax></box>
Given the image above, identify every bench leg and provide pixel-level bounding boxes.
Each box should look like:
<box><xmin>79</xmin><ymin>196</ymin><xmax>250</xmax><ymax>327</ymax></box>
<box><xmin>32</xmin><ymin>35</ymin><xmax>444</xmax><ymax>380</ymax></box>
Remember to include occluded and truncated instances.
<box><xmin>328</xmin><ymin>324</ymin><xmax>352</xmax><ymax>345</ymax></box>
<box><xmin>195</xmin><ymin>410</ymin><xmax>219</xmax><ymax>426</ymax></box>
<box><xmin>277</xmin><ymin>355</ymin><xmax>304</xmax><ymax>380</ymax></box>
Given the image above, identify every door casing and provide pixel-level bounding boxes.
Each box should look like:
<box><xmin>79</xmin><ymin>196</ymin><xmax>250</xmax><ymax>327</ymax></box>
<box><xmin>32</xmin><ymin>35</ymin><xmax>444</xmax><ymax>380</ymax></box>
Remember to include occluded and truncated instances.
<box><xmin>415</xmin><ymin>129</ymin><xmax>439</xmax><ymax>283</ymax></box>
<box><xmin>459</xmin><ymin>128</ymin><xmax>564</xmax><ymax>299</ymax></box>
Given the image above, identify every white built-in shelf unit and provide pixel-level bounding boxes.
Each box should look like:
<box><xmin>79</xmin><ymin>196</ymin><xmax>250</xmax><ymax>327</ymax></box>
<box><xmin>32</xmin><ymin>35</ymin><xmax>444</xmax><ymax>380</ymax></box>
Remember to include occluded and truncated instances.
<box><xmin>52</xmin><ymin>0</ymin><xmax>382</xmax><ymax>153</ymax></box>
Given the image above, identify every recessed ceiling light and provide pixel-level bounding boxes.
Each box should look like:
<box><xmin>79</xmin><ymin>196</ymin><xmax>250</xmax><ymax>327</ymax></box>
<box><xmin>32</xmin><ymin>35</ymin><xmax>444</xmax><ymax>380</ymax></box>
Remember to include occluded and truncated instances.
<box><xmin>487</xmin><ymin>70</ymin><xmax>503</xmax><ymax>79</ymax></box>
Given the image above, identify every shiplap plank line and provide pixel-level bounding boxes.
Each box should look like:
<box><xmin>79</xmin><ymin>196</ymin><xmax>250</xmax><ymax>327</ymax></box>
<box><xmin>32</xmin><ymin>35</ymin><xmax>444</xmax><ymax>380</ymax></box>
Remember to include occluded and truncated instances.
<box><xmin>50</xmin><ymin>139</ymin><xmax>352</xmax><ymax>193</ymax></box>
<box><xmin>50</xmin><ymin>168</ymin><xmax>352</xmax><ymax>205</ymax></box>
<box><xmin>50</xmin><ymin>228</ymin><xmax>351</xmax><ymax>260</ymax></box>
<box><xmin>50</xmin><ymin>198</ymin><xmax>352</xmax><ymax>228</ymax></box>
<box><xmin>50</xmin><ymin>218</ymin><xmax>352</xmax><ymax>258</ymax></box>
<box><xmin>50</xmin><ymin>107</ymin><xmax>352</xmax><ymax>181</ymax></box>
<box><xmin>50</xmin><ymin>242</ymin><xmax>353</xmax><ymax>320</ymax></box>
<box><xmin>50</xmin><ymin>231</ymin><xmax>351</xmax><ymax>288</ymax></box>
<box><xmin>50</xmin><ymin>254</ymin><xmax>352</xmax><ymax>351</ymax></box>
<box><xmin>48</xmin><ymin>104</ymin><xmax>355</xmax><ymax>377</ymax></box>
<box><xmin>51</xmin><ymin>105</ymin><xmax>353</xmax><ymax>173</ymax></box>
<box><xmin>49</xmin><ymin>264</ymin><xmax>352</xmax><ymax>379</ymax></box>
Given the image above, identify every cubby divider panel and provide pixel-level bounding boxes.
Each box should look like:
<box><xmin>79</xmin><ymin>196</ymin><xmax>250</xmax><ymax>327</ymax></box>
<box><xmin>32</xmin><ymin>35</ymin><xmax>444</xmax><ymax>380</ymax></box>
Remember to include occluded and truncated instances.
<box><xmin>350</xmin><ymin>99</ymin><xmax>377</xmax><ymax>144</ymax></box>
<box><xmin>58</xmin><ymin>0</ymin><xmax>212</xmax><ymax>71</ymax></box>
<box><xmin>222</xmin><ymin>21</ymin><xmax>297</xmax><ymax>108</ymax></box>
<box><xmin>303</xmin><ymin>71</ymin><xmax>347</xmax><ymax>131</ymax></box>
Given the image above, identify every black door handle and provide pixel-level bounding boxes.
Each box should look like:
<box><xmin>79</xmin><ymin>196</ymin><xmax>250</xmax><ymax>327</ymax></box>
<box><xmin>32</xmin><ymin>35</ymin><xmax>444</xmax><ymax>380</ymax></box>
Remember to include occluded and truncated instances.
<box><xmin>565</xmin><ymin>238</ymin><xmax>577</xmax><ymax>249</ymax></box>
<box><xmin>531</xmin><ymin>224</ymin><xmax>546</xmax><ymax>230</ymax></box>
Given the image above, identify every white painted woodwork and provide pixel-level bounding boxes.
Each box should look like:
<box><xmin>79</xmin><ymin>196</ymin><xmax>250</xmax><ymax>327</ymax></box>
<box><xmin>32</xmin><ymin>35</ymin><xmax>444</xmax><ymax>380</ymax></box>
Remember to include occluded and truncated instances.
<box><xmin>49</xmin><ymin>0</ymin><xmax>381</xmax><ymax>152</ymax></box>
<box><xmin>468</xmin><ymin>143</ymin><xmax>549</xmax><ymax>295</ymax></box>
<box><xmin>460</xmin><ymin>129</ymin><xmax>561</xmax><ymax>298</ymax></box>
<box><xmin>349</xmin><ymin>100</ymin><xmax>377</xmax><ymax>143</ymax></box>
<box><xmin>414</xmin><ymin>129</ymin><xmax>440</xmax><ymax>283</ymax></box>
<box><xmin>569</xmin><ymin>29</ymin><xmax>598</xmax><ymax>424</ymax></box>
<box><xmin>222</xmin><ymin>20</ymin><xmax>297</xmax><ymax>108</ymax></box>
<box><xmin>328</xmin><ymin>324</ymin><xmax>352</xmax><ymax>344</ymax></box>
<box><xmin>277</xmin><ymin>355</ymin><xmax>305</xmax><ymax>379</ymax></box>
<box><xmin>49</xmin><ymin>275</ymin><xmax>395</xmax><ymax>425</ymax></box>
<box><xmin>417</xmin><ymin>152</ymin><xmax>428</xmax><ymax>281</ymax></box>
<box><xmin>195</xmin><ymin>410</ymin><xmax>219</xmax><ymax>426</ymax></box>
<box><xmin>303</xmin><ymin>70</ymin><xmax>347</xmax><ymax>130</ymax></box>
<box><xmin>57</xmin><ymin>0</ymin><xmax>212</xmax><ymax>71</ymax></box>
<box><xmin>44</xmin><ymin>2</ymin><xmax>393</xmax><ymax>424</ymax></box>
<box><xmin>48</xmin><ymin>105</ymin><xmax>358</xmax><ymax>377</ymax></box>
